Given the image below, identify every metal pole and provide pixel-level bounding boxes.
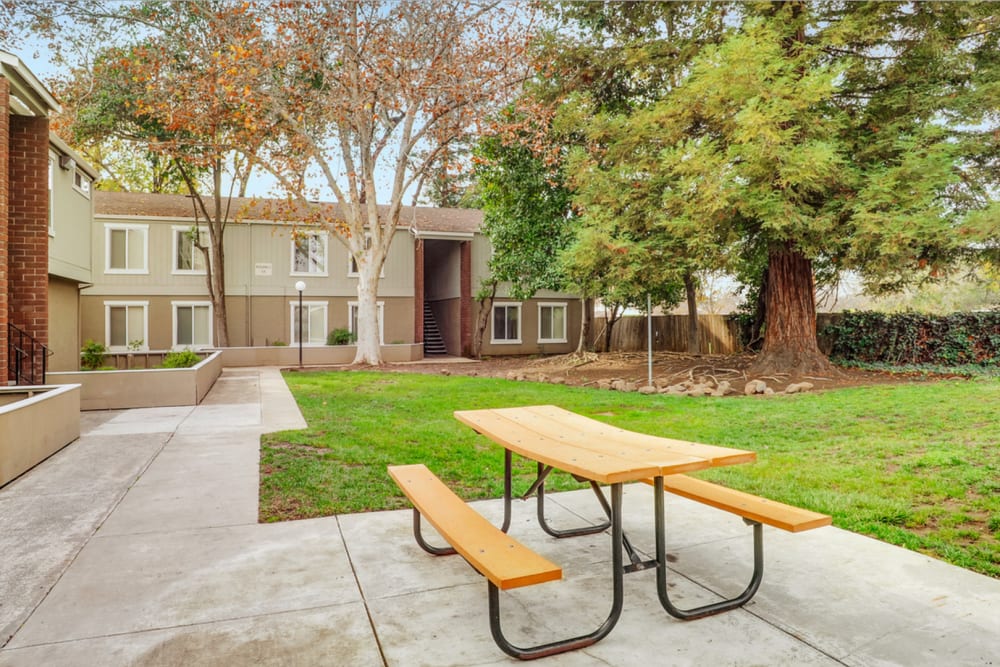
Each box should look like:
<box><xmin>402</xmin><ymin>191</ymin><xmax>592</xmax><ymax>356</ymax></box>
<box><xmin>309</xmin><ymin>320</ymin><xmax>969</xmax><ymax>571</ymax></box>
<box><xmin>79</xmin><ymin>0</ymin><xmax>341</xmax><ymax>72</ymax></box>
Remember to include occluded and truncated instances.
<box><xmin>298</xmin><ymin>289</ymin><xmax>303</xmax><ymax>368</ymax></box>
<box><xmin>647</xmin><ymin>293</ymin><xmax>653</xmax><ymax>387</ymax></box>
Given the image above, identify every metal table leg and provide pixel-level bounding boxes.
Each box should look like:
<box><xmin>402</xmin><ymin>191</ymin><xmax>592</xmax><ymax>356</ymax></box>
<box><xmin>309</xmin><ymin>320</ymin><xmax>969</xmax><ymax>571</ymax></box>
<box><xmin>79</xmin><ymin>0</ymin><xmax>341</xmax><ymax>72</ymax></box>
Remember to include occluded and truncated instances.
<box><xmin>653</xmin><ymin>475</ymin><xmax>765</xmax><ymax>620</ymax></box>
<box><xmin>489</xmin><ymin>483</ymin><xmax>625</xmax><ymax>660</ymax></box>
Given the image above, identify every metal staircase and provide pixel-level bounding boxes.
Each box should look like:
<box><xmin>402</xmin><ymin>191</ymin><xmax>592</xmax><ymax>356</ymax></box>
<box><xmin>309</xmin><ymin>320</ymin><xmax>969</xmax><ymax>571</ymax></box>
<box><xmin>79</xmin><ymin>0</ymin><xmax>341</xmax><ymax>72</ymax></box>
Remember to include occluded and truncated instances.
<box><xmin>422</xmin><ymin>303</ymin><xmax>448</xmax><ymax>356</ymax></box>
<box><xmin>7</xmin><ymin>323</ymin><xmax>48</xmax><ymax>385</ymax></box>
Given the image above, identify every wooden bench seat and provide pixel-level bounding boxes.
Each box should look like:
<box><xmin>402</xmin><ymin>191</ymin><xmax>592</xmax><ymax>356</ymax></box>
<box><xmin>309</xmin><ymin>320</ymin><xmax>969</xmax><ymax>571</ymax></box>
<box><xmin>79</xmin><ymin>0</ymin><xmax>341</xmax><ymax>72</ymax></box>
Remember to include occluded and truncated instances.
<box><xmin>388</xmin><ymin>464</ymin><xmax>562</xmax><ymax>590</ymax></box>
<box><xmin>644</xmin><ymin>474</ymin><xmax>832</xmax><ymax>532</ymax></box>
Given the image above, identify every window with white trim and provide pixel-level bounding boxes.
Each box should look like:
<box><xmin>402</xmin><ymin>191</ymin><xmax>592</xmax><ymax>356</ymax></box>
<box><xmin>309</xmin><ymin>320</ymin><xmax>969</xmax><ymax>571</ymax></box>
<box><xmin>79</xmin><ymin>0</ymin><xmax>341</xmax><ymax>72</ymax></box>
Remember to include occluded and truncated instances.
<box><xmin>173</xmin><ymin>226</ymin><xmax>208</xmax><ymax>274</ymax></box>
<box><xmin>349</xmin><ymin>301</ymin><xmax>385</xmax><ymax>344</ymax></box>
<box><xmin>491</xmin><ymin>302</ymin><xmax>521</xmax><ymax>344</ymax></box>
<box><xmin>105</xmin><ymin>301</ymin><xmax>148</xmax><ymax>351</ymax></box>
<box><xmin>48</xmin><ymin>158</ymin><xmax>55</xmax><ymax>236</ymax></box>
<box><xmin>173</xmin><ymin>301</ymin><xmax>213</xmax><ymax>349</ymax></box>
<box><xmin>291</xmin><ymin>301</ymin><xmax>328</xmax><ymax>345</ymax></box>
<box><xmin>538</xmin><ymin>303</ymin><xmax>568</xmax><ymax>343</ymax></box>
<box><xmin>105</xmin><ymin>223</ymin><xmax>148</xmax><ymax>274</ymax></box>
<box><xmin>291</xmin><ymin>232</ymin><xmax>328</xmax><ymax>276</ymax></box>
<box><xmin>73</xmin><ymin>168</ymin><xmax>91</xmax><ymax>197</ymax></box>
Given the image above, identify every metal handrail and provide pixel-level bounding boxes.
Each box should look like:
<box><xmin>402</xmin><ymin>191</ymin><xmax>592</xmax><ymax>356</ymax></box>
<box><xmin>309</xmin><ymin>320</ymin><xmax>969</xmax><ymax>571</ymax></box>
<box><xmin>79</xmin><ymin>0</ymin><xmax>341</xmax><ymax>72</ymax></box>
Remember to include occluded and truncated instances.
<box><xmin>7</xmin><ymin>323</ymin><xmax>49</xmax><ymax>385</ymax></box>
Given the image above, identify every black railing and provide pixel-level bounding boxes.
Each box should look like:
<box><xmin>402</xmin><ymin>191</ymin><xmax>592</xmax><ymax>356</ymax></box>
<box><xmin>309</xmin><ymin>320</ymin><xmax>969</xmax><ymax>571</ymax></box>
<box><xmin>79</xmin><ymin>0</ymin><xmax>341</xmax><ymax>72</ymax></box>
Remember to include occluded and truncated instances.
<box><xmin>7</xmin><ymin>323</ymin><xmax>49</xmax><ymax>385</ymax></box>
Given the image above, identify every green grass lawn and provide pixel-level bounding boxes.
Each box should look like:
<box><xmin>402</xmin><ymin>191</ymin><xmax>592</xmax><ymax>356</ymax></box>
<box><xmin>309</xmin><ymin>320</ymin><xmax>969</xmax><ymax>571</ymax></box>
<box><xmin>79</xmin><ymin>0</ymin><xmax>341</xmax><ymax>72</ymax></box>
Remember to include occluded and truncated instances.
<box><xmin>260</xmin><ymin>370</ymin><xmax>1000</xmax><ymax>578</ymax></box>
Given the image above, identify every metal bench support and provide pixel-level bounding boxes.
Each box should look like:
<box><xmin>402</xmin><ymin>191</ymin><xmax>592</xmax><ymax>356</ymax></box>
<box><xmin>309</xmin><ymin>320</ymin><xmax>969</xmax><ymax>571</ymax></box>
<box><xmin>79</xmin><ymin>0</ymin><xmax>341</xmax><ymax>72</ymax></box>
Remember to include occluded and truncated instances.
<box><xmin>653</xmin><ymin>475</ymin><xmax>765</xmax><ymax>620</ymax></box>
<box><xmin>488</xmin><ymin>483</ymin><xmax>625</xmax><ymax>660</ymax></box>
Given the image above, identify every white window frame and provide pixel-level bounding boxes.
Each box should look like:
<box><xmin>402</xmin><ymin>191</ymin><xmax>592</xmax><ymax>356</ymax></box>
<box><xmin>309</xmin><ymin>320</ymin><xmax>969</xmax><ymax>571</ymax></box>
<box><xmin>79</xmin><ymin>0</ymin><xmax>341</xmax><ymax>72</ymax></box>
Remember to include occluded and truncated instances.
<box><xmin>104</xmin><ymin>301</ymin><xmax>149</xmax><ymax>352</ymax></box>
<box><xmin>348</xmin><ymin>301</ymin><xmax>385</xmax><ymax>345</ymax></box>
<box><xmin>289</xmin><ymin>301</ymin><xmax>329</xmax><ymax>345</ymax></box>
<box><xmin>491</xmin><ymin>302</ymin><xmax>522</xmax><ymax>344</ymax></box>
<box><xmin>48</xmin><ymin>158</ymin><xmax>55</xmax><ymax>236</ymax></box>
<box><xmin>172</xmin><ymin>225</ymin><xmax>209</xmax><ymax>275</ymax></box>
<box><xmin>290</xmin><ymin>231</ymin><xmax>329</xmax><ymax>277</ymax></box>
<box><xmin>347</xmin><ymin>235</ymin><xmax>384</xmax><ymax>277</ymax></box>
<box><xmin>537</xmin><ymin>302</ymin><xmax>568</xmax><ymax>344</ymax></box>
<box><xmin>104</xmin><ymin>223</ymin><xmax>149</xmax><ymax>274</ymax></box>
<box><xmin>73</xmin><ymin>168</ymin><xmax>91</xmax><ymax>198</ymax></box>
<box><xmin>171</xmin><ymin>301</ymin><xmax>214</xmax><ymax>350</ymax></box>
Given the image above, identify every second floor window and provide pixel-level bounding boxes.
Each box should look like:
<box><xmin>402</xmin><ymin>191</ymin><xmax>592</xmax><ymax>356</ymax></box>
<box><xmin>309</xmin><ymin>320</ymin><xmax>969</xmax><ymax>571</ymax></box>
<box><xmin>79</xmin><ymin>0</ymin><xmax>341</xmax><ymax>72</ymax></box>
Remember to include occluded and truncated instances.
<box><xmin>291</xmin><ymin>232</ymin><xmax>328</xmax><ymax>276</ymax></box>
<box><xmin>174</xmin><ymin>227</ymin><xmax>208</xmax><ymax>273</ymax></box>
<box><xmin>106</xmin><ymin>224</ymin><xmax>148</xmax><ymax>274</ymax></box>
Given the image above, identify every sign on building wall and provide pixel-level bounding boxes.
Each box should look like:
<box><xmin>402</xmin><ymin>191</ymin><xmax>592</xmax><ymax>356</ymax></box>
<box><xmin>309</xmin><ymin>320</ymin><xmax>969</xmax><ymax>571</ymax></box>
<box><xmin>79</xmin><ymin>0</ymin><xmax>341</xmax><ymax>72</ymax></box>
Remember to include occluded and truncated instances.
<box><xmin>255</xmin><ymin>262</ymin><xmax>273</xmax><ymax>277</ymax></box>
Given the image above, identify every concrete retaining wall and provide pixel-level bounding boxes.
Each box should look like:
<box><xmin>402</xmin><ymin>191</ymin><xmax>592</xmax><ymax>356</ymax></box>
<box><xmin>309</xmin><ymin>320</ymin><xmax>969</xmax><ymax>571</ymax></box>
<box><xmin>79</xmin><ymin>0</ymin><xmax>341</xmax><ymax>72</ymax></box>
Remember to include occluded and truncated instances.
<box><xmin>0</xmin><ymin>384</ymin><xmax>81</xmax><ymax>487</ymax></box>
<box><xmin>218</xmin><ymin>344</ymin><xmax>423</xmax><ymax>367</ymax></box>
<box><xmin>49</xmin><ymin>350</ymin><xmax>223</xmax><ymax>411</ymax></box>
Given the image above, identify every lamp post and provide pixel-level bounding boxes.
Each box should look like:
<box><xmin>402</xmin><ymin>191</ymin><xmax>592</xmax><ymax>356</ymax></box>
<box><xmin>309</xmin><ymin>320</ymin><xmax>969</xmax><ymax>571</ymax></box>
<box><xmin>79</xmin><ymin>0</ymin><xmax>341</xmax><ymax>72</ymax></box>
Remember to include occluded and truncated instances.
<box><xmin>295</xmin><ymin>280</ymin><xmax>306</xmax><ymax>368</ymax></box>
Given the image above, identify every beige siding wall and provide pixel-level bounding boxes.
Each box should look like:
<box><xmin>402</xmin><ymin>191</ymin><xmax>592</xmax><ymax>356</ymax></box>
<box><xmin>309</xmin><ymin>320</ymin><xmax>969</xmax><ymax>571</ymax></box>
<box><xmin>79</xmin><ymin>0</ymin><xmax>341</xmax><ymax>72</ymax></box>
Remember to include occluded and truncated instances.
<box><xmin>48</xmin><ymin>276</ymin><xmax>81</xmax><ymax>371</ymax></box>
<box><xmin>477</xmin><ymin>298</ymin><xmax>582</xmax><ymax>356</ymax></box>
<box><xmin>47</xmin><ymin>150</ymin><xmax>94</xmax><ymax>284</ymax></box>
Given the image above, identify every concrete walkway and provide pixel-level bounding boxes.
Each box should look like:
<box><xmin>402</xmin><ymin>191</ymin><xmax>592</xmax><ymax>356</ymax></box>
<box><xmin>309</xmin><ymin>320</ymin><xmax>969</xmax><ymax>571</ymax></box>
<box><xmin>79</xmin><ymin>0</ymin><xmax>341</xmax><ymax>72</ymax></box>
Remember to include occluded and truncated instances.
<box><xmin>1</xmin><ymin>367</ymin><xmax>998</xmax><ymax>666</ymax></box>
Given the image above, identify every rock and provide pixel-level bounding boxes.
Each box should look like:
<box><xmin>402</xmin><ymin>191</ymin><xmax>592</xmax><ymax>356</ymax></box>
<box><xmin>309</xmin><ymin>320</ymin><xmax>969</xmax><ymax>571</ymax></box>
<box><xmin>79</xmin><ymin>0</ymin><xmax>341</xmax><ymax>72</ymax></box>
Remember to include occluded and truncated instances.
<box><xmin>536</xmin><ymin>373</ymin><xmax>548</xmax><ymax>383</ymax></box>
<box><xmin>505</xmin><ymin>371</ymin><xmax>518</xmax><ymax>381</ymax></box>
<box><xmin>785</xmin><ymin>382</ymin><xmax>815</xmax><ymax>394</ymax></box>
<box><xmin>744</xmin><ymin>379</ymin><xmax>768</xmax><ymax>395</ymax></box>
<box><xmin>550</xmin><ymin>376</ymin><xmax>566</xmax><ymax>385</ymax></box>
<box><xmin>597</xmin><ymin>380</ymin><xmax>612</xmax><ymax>391</ymax></box>
<box><xmin>653</xmin><ymin>379</ymin><xmax>670</xmax><ymax>390</ymax></box>
<box><xmin>711</xmin><ymin>380</ymin><xmax>732</xmax><ymax>397</ymax></box>
<box><xmin>623</xmin><ymin>382</ymin><xmax>638</xmax><ymax>393</ymax></box>
<box><xmin>638</xmin><ymin>385</ymin><xmax>657</xmax><ymax>395</ymax></box>
<box><xmin>764</xmin><ymin>387</ymin><xmax>775</xmax><ymax>395</ymax></box>
<box><xmin>611</xmin><ymin>379</ymin><xmax>627</xmax><ymax>391</ymax></box>
<box><xmin>440</xmin><ymin>369</ymin><xmax>451</xmax><ymax>376</ymax></box>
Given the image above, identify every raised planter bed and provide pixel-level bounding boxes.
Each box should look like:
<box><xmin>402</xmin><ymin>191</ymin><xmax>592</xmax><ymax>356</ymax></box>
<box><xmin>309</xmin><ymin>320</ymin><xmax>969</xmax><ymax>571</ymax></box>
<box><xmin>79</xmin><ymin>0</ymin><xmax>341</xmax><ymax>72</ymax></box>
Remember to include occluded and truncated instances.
<box><xmin>0</xmin><ymin>384</ymin><xmax>81</xmax><ymax>487</ymax></box>
<box><xmin>49</xmin><ymin>350</ymin><xmax>223</xmax><ymax>411</ymax></box>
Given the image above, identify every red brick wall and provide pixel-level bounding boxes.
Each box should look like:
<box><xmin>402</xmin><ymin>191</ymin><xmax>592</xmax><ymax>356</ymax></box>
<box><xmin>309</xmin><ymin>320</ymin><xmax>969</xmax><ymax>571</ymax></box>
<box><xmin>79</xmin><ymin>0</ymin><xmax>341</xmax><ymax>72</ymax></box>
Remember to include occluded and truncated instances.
<box><xmin>460</xmin><ymin>241</ymin><xmax>472</xmax><ymax>357</ymax></box>
<box><xmin>7</xmin><ymin>106</ymin><xmax>50</xmax><ymax>379</ymax></box>
<box><xmin>0</xmin><ymin>78</ymin><xmax>10</xmax><ymax>381</ymax></box>
<box><xmin>414</xmin><ymin>238</ymin><xmax>424</xmax><ymax>344</ymax></box>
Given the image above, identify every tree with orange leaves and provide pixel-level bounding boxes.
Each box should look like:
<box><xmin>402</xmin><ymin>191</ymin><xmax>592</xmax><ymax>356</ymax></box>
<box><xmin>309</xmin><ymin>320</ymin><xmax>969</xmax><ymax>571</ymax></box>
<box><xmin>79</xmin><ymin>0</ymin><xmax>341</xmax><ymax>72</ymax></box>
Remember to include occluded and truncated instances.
<box><xmin>216</xmin><ymin>1</ymin><xmax>539</xmax><ymax>364</ymax></box>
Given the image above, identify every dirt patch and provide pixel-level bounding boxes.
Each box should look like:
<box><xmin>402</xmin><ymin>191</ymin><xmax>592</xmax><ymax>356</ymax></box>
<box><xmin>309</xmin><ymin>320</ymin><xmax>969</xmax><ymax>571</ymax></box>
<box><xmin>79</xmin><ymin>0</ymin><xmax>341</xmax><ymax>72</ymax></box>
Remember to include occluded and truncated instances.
<box><xmin>384</xmin><ymin>351</ymin><xmax>948</xmax><ymax>396</ymax></box>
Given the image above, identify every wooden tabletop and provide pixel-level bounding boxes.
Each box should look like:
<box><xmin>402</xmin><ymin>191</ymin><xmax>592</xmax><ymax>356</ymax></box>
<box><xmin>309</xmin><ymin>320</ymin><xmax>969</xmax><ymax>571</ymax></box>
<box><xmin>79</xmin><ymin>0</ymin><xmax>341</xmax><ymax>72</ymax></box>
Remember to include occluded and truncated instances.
<box><xmin>454</xmin><ymin>405</ymin><xmax>755</xmax><ymax>485</ymax></box>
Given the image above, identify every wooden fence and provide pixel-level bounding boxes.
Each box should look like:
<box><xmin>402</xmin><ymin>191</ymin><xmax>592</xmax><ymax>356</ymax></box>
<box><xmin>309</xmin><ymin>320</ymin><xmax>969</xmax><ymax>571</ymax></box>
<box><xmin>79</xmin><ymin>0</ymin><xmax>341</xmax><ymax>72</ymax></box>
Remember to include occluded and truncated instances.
<box><xmin>592</xmin><ymin>315</ymin><xmax>743</xmax><ymax>355</ymax></box>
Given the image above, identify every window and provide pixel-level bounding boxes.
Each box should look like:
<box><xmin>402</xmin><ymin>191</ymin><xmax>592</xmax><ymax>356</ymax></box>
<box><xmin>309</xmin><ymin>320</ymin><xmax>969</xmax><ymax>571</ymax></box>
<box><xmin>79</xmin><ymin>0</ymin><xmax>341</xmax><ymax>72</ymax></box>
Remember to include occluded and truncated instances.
<box><xmin>73</xmin><ymin>168</ymin><xmax>91</xmax><ymax>197</ymax></box>
<box><xmin>349</xmin><ymin>301</ymin><xmax>384</xmax><ymax>344</ymax></box>
<box><xmin>105</xmin><ymin>224</ymin><xmax>148</xmax><ymax>274</ymax></box>
<box><xmin>491</xmin><ymin>303</ymin><xmax>521</xmax><ymax>344</ymax></box>
<box><xmin>290</xmin><ymin>301</ymin><xmax>328</xmax><ymax>345</ymax></box>
<box><xmin>48</xmin><ymin>158</ymin><xmax>55</xmax><ymax>236</ymax></box>
<box><xmin>105</xmin><ymin>301</ymin><xmax>148</xmax><ymax>351</ymax></box>
<box><xmin>173</xmin><ymin>226</ymin><xmax>208</xmax><ymax>274</ymax></box>
<box><xmin>291</xmin><ymin>232</ymin><xmax>328</xmax><ymax>276</ymax></box>
<box><xmin>173</xmin><ymin>302</ymin><xmax>213</xmax><ymax>349</ymax></box>
<box><xmin>538</xmin><ymin>303</ymin><xmax>568</xmax><ymax>343</ymax></box>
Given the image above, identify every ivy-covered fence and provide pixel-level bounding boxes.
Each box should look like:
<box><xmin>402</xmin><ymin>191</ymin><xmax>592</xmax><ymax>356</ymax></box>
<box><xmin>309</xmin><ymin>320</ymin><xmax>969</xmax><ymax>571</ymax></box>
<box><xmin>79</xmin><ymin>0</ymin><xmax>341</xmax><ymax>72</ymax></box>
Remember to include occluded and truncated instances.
<box><xmin>821</xmin><ymin>311</ymin><xmax>1000</xmax><ymax>366</ymax></box>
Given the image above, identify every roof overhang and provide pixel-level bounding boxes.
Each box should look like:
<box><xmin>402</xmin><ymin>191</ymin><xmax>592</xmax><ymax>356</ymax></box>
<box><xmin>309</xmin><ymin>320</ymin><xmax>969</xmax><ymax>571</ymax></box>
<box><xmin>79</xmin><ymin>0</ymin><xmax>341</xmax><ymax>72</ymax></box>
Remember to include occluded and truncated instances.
<box><xmin>410</xmin><ymin>229</ymin><xmax>475</xmax><ymax>241</ymax></box>
<box><xmin>0</xmin><ymin>51</ymin><xmax>61</xmax><ymax>117</ymax></box>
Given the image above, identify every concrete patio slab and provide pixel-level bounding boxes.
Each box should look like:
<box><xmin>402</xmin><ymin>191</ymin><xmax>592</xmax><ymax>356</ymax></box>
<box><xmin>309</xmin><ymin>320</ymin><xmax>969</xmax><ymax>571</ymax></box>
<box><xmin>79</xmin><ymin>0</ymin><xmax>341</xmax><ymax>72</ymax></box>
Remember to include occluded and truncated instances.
<box><xmin>2</xmin><ymin>365</ymin><xmax>999</xmax><ymax>666</ymax></box>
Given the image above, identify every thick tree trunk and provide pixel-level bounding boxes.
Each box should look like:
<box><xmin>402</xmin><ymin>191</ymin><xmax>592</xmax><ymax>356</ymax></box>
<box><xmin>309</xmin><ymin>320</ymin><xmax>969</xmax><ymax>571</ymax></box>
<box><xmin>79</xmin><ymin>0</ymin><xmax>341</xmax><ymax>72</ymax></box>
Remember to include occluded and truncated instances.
<box><xmin>683</xmin><ymin>272</ymin><xmax>699</xmax><ymax>354</ymax></box>
<box><xmin>352</xmin><ymin>261</ymin><xmax>382</xmax><ymax>365</ymax></box>
<box><xmin>749</xmin><ymin>242</ymin><xmax>835</xmax><ymax>377</ymax></box>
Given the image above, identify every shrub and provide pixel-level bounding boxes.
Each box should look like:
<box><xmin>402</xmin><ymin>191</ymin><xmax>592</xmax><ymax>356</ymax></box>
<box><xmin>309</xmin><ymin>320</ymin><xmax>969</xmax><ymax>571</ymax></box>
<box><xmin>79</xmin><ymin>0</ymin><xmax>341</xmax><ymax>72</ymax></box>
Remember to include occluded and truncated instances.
<box><xmin>161</xmin><ymin>349</ymin><xmax>202</xmax><ymax>368</ymax></box>
<box><xmin>271</xmin><ymin>339</ymin><xmax>288</xmax><ymax>346</ymax></box>
<box><xmin>80</xmin><ymin>339</ymin><xmax>108</xmax><ymax>370</ymax></box>
<box><xmin>823</xmin><ymin>310</ymin><xmax>1000</xmax><ymax>366</ymax></box>
<box><xmin>327</xmin><ymin>328</ymin><xmax>356</xmax><ymax>345</ymax></box>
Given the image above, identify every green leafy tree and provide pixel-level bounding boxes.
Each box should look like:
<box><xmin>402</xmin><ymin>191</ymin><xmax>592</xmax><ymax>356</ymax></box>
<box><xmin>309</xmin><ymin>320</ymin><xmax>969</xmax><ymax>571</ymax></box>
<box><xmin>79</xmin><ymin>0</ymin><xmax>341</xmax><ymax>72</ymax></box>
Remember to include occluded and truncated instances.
<box><xmin>567</xmin><ymin>2</ymin><xmax>999</xmax><ymax>376</ymax></box>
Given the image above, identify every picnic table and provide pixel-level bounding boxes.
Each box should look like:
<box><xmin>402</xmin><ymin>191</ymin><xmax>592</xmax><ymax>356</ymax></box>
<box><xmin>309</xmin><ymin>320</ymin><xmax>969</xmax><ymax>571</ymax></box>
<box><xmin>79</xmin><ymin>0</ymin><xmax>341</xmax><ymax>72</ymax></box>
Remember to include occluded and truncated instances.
<box><xmin>389</xmin><ymin>405</ymin><xmax>830</xmax><ymax>660</ymax></box>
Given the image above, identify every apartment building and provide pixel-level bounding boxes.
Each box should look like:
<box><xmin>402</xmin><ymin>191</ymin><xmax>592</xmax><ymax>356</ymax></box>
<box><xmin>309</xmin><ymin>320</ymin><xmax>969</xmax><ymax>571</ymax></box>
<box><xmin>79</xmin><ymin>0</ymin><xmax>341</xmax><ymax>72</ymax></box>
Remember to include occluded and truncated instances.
<box><xmin>81</xmin><ymin>191</ymin><xmax>584</xmax><ymax>363</ymax></box>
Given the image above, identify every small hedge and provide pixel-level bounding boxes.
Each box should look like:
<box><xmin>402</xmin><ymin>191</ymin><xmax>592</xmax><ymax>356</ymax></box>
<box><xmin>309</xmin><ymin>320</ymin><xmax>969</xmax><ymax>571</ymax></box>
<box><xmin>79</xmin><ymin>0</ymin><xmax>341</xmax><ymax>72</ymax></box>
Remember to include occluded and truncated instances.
<box><xmin>823</xmin><ymin>311</ymin><xmax>1000</xmax><ymax>366</ymax></box>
